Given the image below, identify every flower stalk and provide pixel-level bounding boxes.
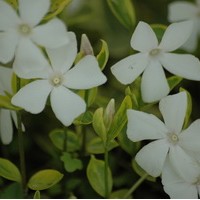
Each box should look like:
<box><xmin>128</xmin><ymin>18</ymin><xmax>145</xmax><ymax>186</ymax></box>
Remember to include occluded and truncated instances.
<box><xmin>104</xmin><ymin>142</ymin><xmax>109</xmax><ymax>198</ymax></box>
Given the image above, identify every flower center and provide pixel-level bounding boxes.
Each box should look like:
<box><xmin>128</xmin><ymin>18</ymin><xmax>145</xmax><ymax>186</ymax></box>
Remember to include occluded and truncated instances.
<box><xmin>18</xmin><ymin>24</ymin><xmax>32</xmax><ymax>36</ymax></box>
<box><xmin>49</xmin><ymin>73</ymin><xmax>63</xmax><ymax>87</ymax></box>
<box><xmin>168</xmin><ymin>133</ymin><xmax>179</xmax><ymax>144</ymax></box>
<box><xmin>149</xmin><ymin>48</ymin><xmax>160</xmax><ymax>56</ymax></box>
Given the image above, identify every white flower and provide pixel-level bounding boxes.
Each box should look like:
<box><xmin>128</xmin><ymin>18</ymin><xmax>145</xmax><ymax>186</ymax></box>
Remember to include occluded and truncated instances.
<box><xmin>0</xmin><ymin>66</ymin><xmax>24</xmax><ymax>144</ymax></box>
<box><xmin>111</xmin><ymin>20</ymin><xmax>200</xmax><ymax>103</ymax></box>
<box><xmin>168</xmin><ymin>0</ymin><xmax>200</xmax><ymax>52</ymax></box>
<box><xmin>127</xmin><ymin>92</ymin><xmax>200</xmax><ymax>177</ymax></box>
<box><xmin>0</xmin><ymin>0</ymin><xmax>69</xmax><ymax>76</ymax></box>
<box><xmin>162</xmin><ymin>158</ymin><xmax>200</xmax><ymax>199</ymax></box>
<box><xmin>11</xmin><ymin>33</ymin><xmax>107</xmax><ymax>126</ymax></box>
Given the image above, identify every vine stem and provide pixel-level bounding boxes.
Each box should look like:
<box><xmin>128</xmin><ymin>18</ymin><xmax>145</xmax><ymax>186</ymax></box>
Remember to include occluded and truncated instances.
<box><xmin>104</xmin><ymin>142</ymin><xmax>109</xmax><ymax>198</ymax></box>
<box><xmin>123</xmin><ymin>173</ymin><xmax>149</xmax><ymax>198</ymax></box>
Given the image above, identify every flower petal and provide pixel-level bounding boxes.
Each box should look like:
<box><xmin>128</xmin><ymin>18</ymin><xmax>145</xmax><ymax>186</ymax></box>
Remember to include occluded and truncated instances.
<box><xmin>160</xmin><ymin>53</ymin><xmax>200</xmax><ymax>80</ymax></box>
<box><xmin>50</xmin><ymin>86</ymin><xmax>86</xmax><ymax>126</ymax></box>
<box><xmin>13</xmin><ymin>39</ymin><xmax>50</xmax><ymax>79</ymax></box>
<box><xmin>141</xmin><ymin>61</ymin><xmax>170</xmax><ymax>103</ymax></box>
<box><xmin>0</xmin><ymin>109</ymin><xmax>13</xmax><ymax>144</ymax></box>
<box><xmin>131</xmin><ymin>21</ymin><xmax>158</xmax><ymax>52</ymax></box>
<box><xmin>162</xmin><ymin>158</ymin><xmax>198</xmax><ymax>199</ymax></box>
<box><xmin>46</xmin><ymin>32</ymin><xmax>77</xmax><ymax>73</ymax></box>
<box><xmin>135</xmin><ymin>139</ymin><xmax>169</xmax><ymax>177</ymax></box>
<box><xmin>159</xmin><ymin>21</ymin><xmax>194</xmax><ymax>52</ymax></box>
<box><xmin>127</xmin><ymin>109</ymin><xmax>168</xmax><ymax>142</ymax></box>
<box><xmin>32</xmin><ymin>18</ymin><xmax>69</xmax><ymax>48</ymax></box>
<box><xmin>0</xmin><ymin>66</ymin><xmax>13</xmax><ymax>93</ymax></box>
<box><xmin>18</xmin><ymin>0</ymin><xmax>50</xmax><ymax>27</ymax></box>
<box><xmin>169</xmin><ymin>145</ymin><xmax>200</xmax><ymax>182</ymax></box>
<box><xmin>159</xmin><ymin>92</ymin><xmax>187</xmax><ymax>134</ymax></box>
<box><xmin>11</xmin><ymin>80</ymin><xmax>52</xmax><ymax>114</ymax></box>
<box><xmin>111</xmin><ymin>53</ymin><xmax>148</xmax><ymax>85</ymax></box>
<box><xmin>168</xmin><ymin>2</ymin><xmax>198</xmax><ymax>22</ymax></box>
<box><xmin>63</xmin><ymin>55</ymin><xmax>107</xmax><ymax>89</ymax></box>
<box><xmin>0</xmin><ymin>1</ymin><xmax>20</xmax><ymax>31</ymax></box>
<box><xmin>0</xmin><ymin>31</ymin><xmax>19</xmax><ymax>63</ymax></box>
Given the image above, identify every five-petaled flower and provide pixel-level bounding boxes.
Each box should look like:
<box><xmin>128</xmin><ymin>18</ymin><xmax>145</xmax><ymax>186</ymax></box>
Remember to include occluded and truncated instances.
<box><xmin>127</xmin><ymin>92</ymin><xmax>200</xmax><ymax>177</ymax></box>
<box><xmin>168</xmin><ymin>0</ymin><xmax>200</xmax><ymax>52</ymax></box>
<box><xmin>111</xmin><ymin>20</ymin><xmax>200</xmax><ymax>103</ymax></box>
<box><xmin>0</xmin><ymin>0</ymin><xmax>69</xmax><ymax>76</ymax></box>
<box><xmin>11</xmin><ymin>33</ymin><xmax>107</xmax><ymax>126</ymax></box>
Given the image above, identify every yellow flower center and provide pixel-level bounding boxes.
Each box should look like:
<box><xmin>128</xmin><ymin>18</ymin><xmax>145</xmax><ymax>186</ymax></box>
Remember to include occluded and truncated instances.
<box><xmin>149</xmin><ymin>48</ymin><xmax>160</xmax><ymax>56</ymax></box>
<box><xmin>168</xmin><ymin>133</ymin><xmax>179</xmax><ymax>144</ymax></box>
<box><xmin>18</xmin><ymin>24</ymin><xmax>32</xmax><ymax>36</ymax></box>
<box><xmin>50</xmin><ymin>73</ymin><xmax>63</xmax><ymax>87</ymax></box>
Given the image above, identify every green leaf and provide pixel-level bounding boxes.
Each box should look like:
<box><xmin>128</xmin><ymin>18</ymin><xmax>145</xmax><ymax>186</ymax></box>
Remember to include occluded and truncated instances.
<box><xmin>5</xmin><ymin>0</ymin><xmax>17</xmax><ymax>9</ymax></box>
<box><xmin>87</xmin><ymin>156</ymin><xmax>113</xmax><ymax>197</ymax></box>
<box><xmin>168</xmin><ymin>76</ymin><xmax>183</xmax><ymax>91</ymax></box>
<box><xmin>97</xmin><ymin>40</ymin><xmax>109</xmax><ymax>70</ymax></box>
<box><xmin>107</xmin><ymin>0</ymin><xmax>136</xmax><ymax>30</ymax></box>
<box><xmin>179</xmin><ymin>87</ymin><xmax>192</xmax><ymax>129</ymax></box>
<box><xmin>0</xmin><ymin>158</ymin><xmax>21</xmax><ymax>183</ymax></box>
<box><xmin>86</xmin><ymin>137</ymin><xmax>118</xmax><ymax>154</ymax></box>
<box><xmin>0</xmin><ymin>95</ymin><xmax>20</xmax><ymax>110</ymax></box>
<box><xmin>44</xmin><ymin>0</ymin><xmax>72</xmax><ymax>20</ymax></box>
<box><xmin>0</xmin><ymin>183</ymin><xmax>22</xmax><ymax>199</ymax></box>
<box><xmin>110</xmin><ymin>189</ymin><xmax>131</xmax><ymax>199</ymax></box>
<box><xmin>74</xmin><ymin>111</ymin><xmax>93</xmax><ymax>125</ymax></box>
<box><xmin>33</xmin><ymin>191</ymin><xmax>40</xmax><ymax>199</ymax></box>
<box><xmin>60</xmin><ymin>152</ymin><xmax>83</xmax><ymax>173</ymax></box>
<box><xmin>49</xmin><ymin>129</ymin><xmax>81</xmax><ymax>152</ymax></box>
<box><xmin>93</xmin><ymin>108</ymin><xmax>107</xmax><ymax>143</ymax></box>
<box><xmin>108</xmin><ymin>95</ymin><xmax>132</xmax><ymax>140</ymax></box>
<box><xmin>132</xmin><ymin>159</ymin><xmax>156</xmax><ymax>182</ymax></box>
<box><xmin>28</xmin><ymin>169</ymin><xmax>63</xmax><ymax>191</ymax></box>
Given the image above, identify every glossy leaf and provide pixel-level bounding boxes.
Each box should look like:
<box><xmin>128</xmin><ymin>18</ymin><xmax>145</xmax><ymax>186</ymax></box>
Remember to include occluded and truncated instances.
<box><xmin>0</xmin><ymin>95</ymin><xmax>20</xmax><ymax>110</ymax></box>
<box><xmin>74</xmin><ymin>111</ymin><xmax>93</xmax><ymax>125</ymax></box>
<box><xmin>97</xmin><ymin>40</ymin><xmax>109</xmax><ymax>70</ymax></box>
<box><xmin>168</xmin><ymin>76</ymin><xmax>183</xmax><ymax>91</ymax></box>
<box><xmin>0</xmin><ymin>158</ymin><xmax>21</xmax><ymax>183</ymax></box>
<box><xmin>87</xmin><ymin>156</ymin><xmax>113</xmax><ymax>197</ymax></box>
<box><xmin>107</xmin><ymin>0</ymin><xmax>136</xmax><ymax>30</ymax></box>
<box><xmin>28</xmin><ymin>169</ymin><xmax>63</xmax><ymax>191</ymax></box>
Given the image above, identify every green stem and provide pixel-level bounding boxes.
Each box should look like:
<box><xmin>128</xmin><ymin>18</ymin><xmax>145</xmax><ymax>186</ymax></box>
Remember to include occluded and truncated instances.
<box><xmin>123</xmin><ymin>173</ymin><xmax>148</xmax><ymax>198</ymax></box>
<box><xmin>104</xmin><ymin>143</ymin><xmax>109</xmax><ymax>198</ymax></box>
<box><xmin>63</xmin><ymin>126</ymin><xmax>68</xmax><ymax>152</ymax></box>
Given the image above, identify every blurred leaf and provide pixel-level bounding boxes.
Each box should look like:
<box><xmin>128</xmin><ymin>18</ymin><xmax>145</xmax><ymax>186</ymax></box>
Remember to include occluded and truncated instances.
<box><xmin>86</xmin><ymin>137</ymin><xmax>118</xmax><ymax>154</ymax></box>
<box><xmin>97</xmin><ymin>40</ymin><xmax>109</xmax><ymax>70</ymax></box>
<box><xmin>107</xmin><ymin>0</ymin><xmax>136</xmax><ymax>30</ymax></box>
<box><xmin>44</xmin><ymin>0</ymin><xmax>72</xmax><ymax>20</ymax></box>
<box><xmin>0</xmin><ymin>95</ymin><xmax>20</xmax><ymax>110</ymax></box>
<box><xmin>5</xmin><ymin>0</ymin><xmax>17</xmax><ymax>8</ymax></box>
<box><xmin>179</xmin><ymin>87</ymin><xmax>192</xmax><ymax>129</ymax></box>
<box><xmin>132</xmin><ymin>159</ymin><xmax>156</xmax><ymax>182</ymax></box>
<box><xmin>74</xmin><ymin>111</ymin><xmax>93</xmax><ymax>125</ymax></box>
<box><xmin>151</xmin><ymin>24</ymin><xmax>167</xmax><ymax>42</ymax></box>
<box><xmin>0</xmin><ymin>183</ymin><xmax>22</xmax><ymax>198</ymax></box>
<box><xmin>60</xmin><ymin>152</ymin><xmax>83</xmax><ymax>173</ymax></box>
<box><xmin>87</xmin><ymin>156</ymin><xmax>112</xmax><ymax>197</ymax></box>
<box><xmin>168</xmin><ymin>76</ymin><xmax>183</xmax><ymax>91</ymax></box>
<box><xmin>110</xmin><ymin>189</ymin><xmax>132</xmax><ymax>199</ymax></box>
<box><xmin>125</xmin><ymin>86</ymin><xmax>139</xmax><ymax>110</ymax></box>
<box><xmin>108</xmin><ymin>95</ymin><xmax>132</xmax><ymax>140</ymax></box>
<box><xmin>0</xmin><ymin>158</ymin><xmax>21</xmax><ymax>183</ymax></box>
<box><xmin>49</xmin><ymin>129</ymin><xmax>81</xmax><ymax>152</ymax></box>
<box><xmin>28</xmin><ymin>169</ymin><xmax>63</xmax><ymax>191</ymax></box>
<box><xmin>33</xmin><ymin>191</ymin><xmax>40</xmax><ymax>199</ymax></box>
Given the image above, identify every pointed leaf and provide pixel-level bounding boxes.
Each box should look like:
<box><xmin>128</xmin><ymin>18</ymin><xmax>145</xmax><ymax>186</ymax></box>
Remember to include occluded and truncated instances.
<box><xmin>0</xmin><ymin>95</ymin><xmax>20</xmax><ymax>110</ymax></box>
<box><xmin>167</xmin><ymin>76</ymin><xmax>183</xmax><ymax>91</ymax></box>
<box><xmin>74</xmin><ymin>111</ymin><xmax>93</xmax><ymax>125</ymax></box>
<box><xmin>97</xmin><ymin>40</ymin><xmax>109</xmax><ymax>70</ymax></box>
<box><xmin>33</xmin><ymin>191</ymin><xmax>40</xmax><ymax>199</ymax></box>
<box><xmin>28</xmin><ymin>169</ymin><xmax>63</xmax><ymax>191</ymax></box>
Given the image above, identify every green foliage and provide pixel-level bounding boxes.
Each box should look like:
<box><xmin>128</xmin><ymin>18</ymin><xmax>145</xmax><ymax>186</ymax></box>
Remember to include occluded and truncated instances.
<box><xmin>0</xmin><ymin>183</ymin><xmax>22</xmax><ymax>199</ymax></box>
<box><xmin>87</xmin><ymin>156</ymin><xmax>113</xmax><ymax>197</ymax></box>
<box><xmin>74</xmin><ymin>111</ymin><xmax>93</xmax><ymax>125</ymax></box>
<box><xmin>5</xmin><ymin>0</ymin><xmax>17</xmax><ymax>8</ymax></box>
<box><xmin>33</xmin><ymin>191</ymin><xmax>41</xmax><ymax>199</ymax></box>
<box><xmin>168</xmin><ymin>76</ymin><xmax>183</xmax><ymax>91</ymax></box>
<box><xmin>107</xmin><ymin>0</ymin><xmax>136</xmax><ymax>30</ymax></box>
<box><xmin>60</xmin><ymin>152</ymin><xmax>83</xmax><ymax>173</ymax></box>
<box><xmin>151</xmin><ymin>24</ymin><xmax>167</xmax><ymax>42</ymax></box>
<box><xmin>110</xmin><ymin>189</ymin><xmax>132</xmax><ymax>199</ymax></box>
<box><xmin>28</xmin><ymin>169</ymin><xmax>63</xmax><ymax>191</ymax></box>
<box><xmin>0</xmin><ymin>158</ymin><xmax>21</xmax><ymax>183</ymax></box>
<box><xmin>0</xmin><ymin>94</ymin><xmax>20</xmax><ymax>110</ymax></box>
<box><xmin>97</xmin><ymin>40</ymin><xmax>109</xmax><ymax>70</ymax></box>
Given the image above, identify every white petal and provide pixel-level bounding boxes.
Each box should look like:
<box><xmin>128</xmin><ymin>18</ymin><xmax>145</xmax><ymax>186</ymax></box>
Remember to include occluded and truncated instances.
<box><xmin>159</xmin><ymin>21</ymin><xmax>194</xmax><ymax>52</ymax></box>
<box><xmin>135</xmin><ymin>139</ymin><xmax>169</xmax><ymax>177</ymax></box>
<box><xmin>0</xmin><ymin>66</ymin><xmax>13</xmax><ymax>93</ymax></box>
<box><xmin>111</xmin><ymin>53</ymin><xmax>148</xmax><ymax>85</ymax></box>
<box><xmin>0</xmin><ymin>31</ymin><xmax>19</xmax><ymax>63</ymax></box>
<box><xmin>169</xmin><ymin>145</ymin><xmax>200</xmax><ymax>182</ymax></box>
<box><xmin>50</xmin><ymin>86</ymin><xmax>86</xmax><ymax>126</ymax></box>
<box><xmin>18</xmin><ymin>0</ymin><xmax>50</xmax><ymax>27</ymax></box>
<box><xmin>127</xmin><ymin>109</ymin><xmax>168</xmax><ymax>142</ymax></box>
<box><xmin>0</xmin><ymin>1</ymin><xmax>20</xmax><ymax>31</ymax></box>
<box><xmin>179</xmin><ymin>119</ymin><xmax>200</xmax><ymax>152</ymax></box>
<box><xmin>159</xmin><ymin>92</ymin><xmax>187</xmax><ymax>134</ymax></box>
<box><xmin>63</xmin><ymin>55</ymin><xmax>107</xmax><ymax>89</ymax></box>
<box><xmin>168</xmin><ymin>2</ymin><xmax>198</xmax><ymax>22</ymax></box>
<box><xmin>46</xmin><ymin>32</ymin><xmax>77</xmax><ymax>73</ymax></box>
<box><xmin>131</xmin><ymin>21</ymin><xmax>158</xmax><ymax>52</ymax></box>
<box><xmin>162</xmin><ymin>158</ymin><xmax>198</xmax><ymax>199</ymax></box>
<box><xmin>13</xmin><ymin>39</ymin><xmax>50</xmax><ymax>79</ymax></box>
<box><xmin>0</xmin><ymin>109</ymin><xmax>13</xmax><ymax>144</ymax></box>
<box><xmin>160</xmin><ymin>53</ymin><xmax>200</xmax><ymax>80</ymax></box>
<box><xmin>11</xmin><ymin>80</ymin><xmax>52</xmax><ymax>114</ymax></box>
<box><xmin>141</xmin><ymin>61</ymin><xmax>170</xmax><ymax>103</ymax></box>
<box><xmin>32</xmin><ymin>18</ymin><xmax>69</xmax><ymax>48</ymax></box>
